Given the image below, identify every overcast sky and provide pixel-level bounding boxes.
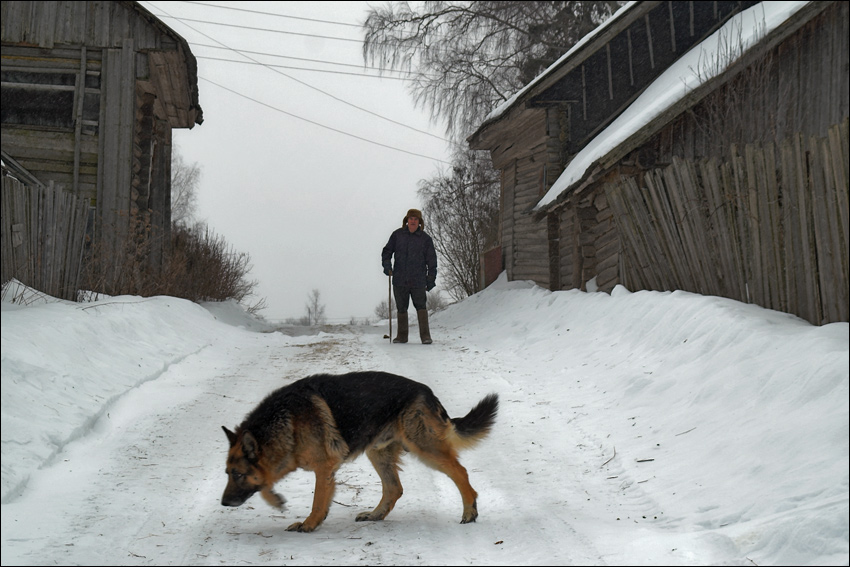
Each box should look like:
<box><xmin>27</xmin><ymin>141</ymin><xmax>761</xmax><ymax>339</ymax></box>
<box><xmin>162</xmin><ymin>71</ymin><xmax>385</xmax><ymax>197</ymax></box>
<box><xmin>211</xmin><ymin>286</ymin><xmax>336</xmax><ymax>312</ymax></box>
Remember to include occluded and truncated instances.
<box><xmin>142</xmin><ymin>1</ymin><xmax>455</xmax><ymax>322</ymax></box>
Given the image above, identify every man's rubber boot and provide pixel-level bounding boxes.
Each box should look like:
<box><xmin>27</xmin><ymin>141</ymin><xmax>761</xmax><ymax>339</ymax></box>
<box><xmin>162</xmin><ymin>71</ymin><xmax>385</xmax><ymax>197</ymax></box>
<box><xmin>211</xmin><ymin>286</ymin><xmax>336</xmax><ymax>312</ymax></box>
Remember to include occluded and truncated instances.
<box><xmin>417</xmin><ymin>309</ymin><xmax>432</xmax><ymax>344</ymax></box>
<box><xmin>393</xmin><ymin>312</ymin><xmax>408</xmax><ymax>343</ymax></box>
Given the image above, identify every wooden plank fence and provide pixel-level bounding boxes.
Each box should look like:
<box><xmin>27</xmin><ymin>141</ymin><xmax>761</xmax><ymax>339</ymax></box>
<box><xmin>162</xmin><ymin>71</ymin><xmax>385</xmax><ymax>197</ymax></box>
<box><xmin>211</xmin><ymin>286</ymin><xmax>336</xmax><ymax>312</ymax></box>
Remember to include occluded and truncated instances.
<box><xmin>1</xmin><ymin>173</ymin><xmax>90</xmax><ymax>300</ymax></box>
<box><xmin>606</xmin><ymin>119</ymin><xmax>849</xmax><ymax>325</ymax></box>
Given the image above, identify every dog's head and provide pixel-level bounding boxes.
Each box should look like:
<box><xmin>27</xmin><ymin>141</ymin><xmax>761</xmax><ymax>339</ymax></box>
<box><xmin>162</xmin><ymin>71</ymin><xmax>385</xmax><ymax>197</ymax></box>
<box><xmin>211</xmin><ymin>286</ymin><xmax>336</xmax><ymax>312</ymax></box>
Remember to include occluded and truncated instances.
<box><xmin>221</xmin><ymin>426</ymin><xmax>284</xmax><ymax>509</ymax></box>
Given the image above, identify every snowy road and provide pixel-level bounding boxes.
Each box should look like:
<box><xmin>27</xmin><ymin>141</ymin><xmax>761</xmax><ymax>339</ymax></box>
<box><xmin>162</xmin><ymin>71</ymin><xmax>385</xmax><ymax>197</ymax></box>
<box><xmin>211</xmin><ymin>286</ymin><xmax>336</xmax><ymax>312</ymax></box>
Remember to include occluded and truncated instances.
<box><xmin>3</xmin><ymin>325</ymin><xmax>608</xmax><ymax>565</ymax></box>
<box><xmin>4</xmin><ymin>285</ymin><xmax>847</xmax><ymax>566</ymax></box>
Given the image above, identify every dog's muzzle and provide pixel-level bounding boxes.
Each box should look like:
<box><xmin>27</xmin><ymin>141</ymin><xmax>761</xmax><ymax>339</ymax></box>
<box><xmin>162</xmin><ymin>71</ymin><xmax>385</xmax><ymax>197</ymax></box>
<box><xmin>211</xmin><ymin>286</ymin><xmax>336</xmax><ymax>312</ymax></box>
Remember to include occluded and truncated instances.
<box><xmin>221</xmin><ymin>486</ymin><xmax>256</xmax><ymax>507</ymax></box>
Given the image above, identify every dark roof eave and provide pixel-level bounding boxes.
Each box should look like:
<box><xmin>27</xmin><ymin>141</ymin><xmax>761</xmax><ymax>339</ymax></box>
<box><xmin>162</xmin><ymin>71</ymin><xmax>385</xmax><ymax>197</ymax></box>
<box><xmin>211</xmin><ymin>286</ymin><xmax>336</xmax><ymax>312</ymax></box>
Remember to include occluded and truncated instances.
<box><xmin>468</xmin><ymin>1</ymin><xmax>656</xmax><ymax>145</ymax></box>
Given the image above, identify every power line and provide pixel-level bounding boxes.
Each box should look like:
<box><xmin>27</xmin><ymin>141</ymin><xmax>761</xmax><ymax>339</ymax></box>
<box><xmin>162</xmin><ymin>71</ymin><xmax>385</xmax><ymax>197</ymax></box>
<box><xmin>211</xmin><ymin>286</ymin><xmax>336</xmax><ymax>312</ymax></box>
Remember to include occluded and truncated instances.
<box><xmin>177</xmin><ymin>0</ymin><xmax>460</xmax><ymax>44</ymax></box>
<box><xmin>152</xmin><ymin>5</ymin><xmax>450</xmax><ymax>54</ymax></box>
<box><xmin>194</xmin><ymin>55</ymin><xmax>414</xmax><ymax>81</ymax></box>
<box><xmin>151</xmin><ymin>3</ymin><xmax>454</xmax><ymax>80</ymax></box>
<box><xmin>180</xmin><ymin>1</ymin><xmax>363</xmax><ymax>28</ymax></box>
<box><xmin>190</xmin><ymin>41</ymin><xmax>424</xmax><ymax>78</ymax></box>
<box><xmin>142</xmin><ymin>1</ymin><xmax>457</xmax><ymax>147</ymax></box>
<box><xmin>199</xmin><ymin>76</ymin><xmax>450</xmax><ymax>164</ymax></box>
<box><xmin>155</xmin><ymin>14</ymin><xmax>364</xmax><ymax>43</ymax></box>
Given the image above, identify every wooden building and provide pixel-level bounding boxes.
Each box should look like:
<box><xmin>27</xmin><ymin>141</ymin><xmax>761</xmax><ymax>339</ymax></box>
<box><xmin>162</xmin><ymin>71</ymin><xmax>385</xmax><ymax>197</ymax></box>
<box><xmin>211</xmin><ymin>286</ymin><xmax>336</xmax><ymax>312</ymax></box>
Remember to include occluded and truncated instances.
<box><xmin>468</xmin><ymin>1</ymin><xmax>848</xmax><ymax>324</ymax></box>
<box><xmin>1</xmin><ymin>0</ymin><xmax>203</xmax><ymax>286</ymax></box>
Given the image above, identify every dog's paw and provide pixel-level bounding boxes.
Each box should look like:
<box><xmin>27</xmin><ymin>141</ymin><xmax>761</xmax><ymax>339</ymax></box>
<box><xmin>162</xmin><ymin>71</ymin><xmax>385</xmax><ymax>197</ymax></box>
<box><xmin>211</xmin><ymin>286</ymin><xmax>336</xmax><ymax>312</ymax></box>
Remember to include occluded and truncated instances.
<box><xmin>286</xmin><ymin>521</ymin><xmax>316</xmax><ymax>533</ymax></box>
<box><xmin>355</xmin><ymin>511</ymin><xmax>385</xmax><ymax>522</ymax></box>
<box><xmin>460</xmin><ymin>500</ymin><xmax>479</xmax><ymax>524</ymax></box>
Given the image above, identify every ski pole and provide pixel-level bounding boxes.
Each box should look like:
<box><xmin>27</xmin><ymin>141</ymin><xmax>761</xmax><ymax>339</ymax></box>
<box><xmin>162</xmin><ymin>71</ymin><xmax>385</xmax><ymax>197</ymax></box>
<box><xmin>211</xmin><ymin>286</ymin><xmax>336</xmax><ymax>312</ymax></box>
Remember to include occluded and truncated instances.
<box><xmin>388</xmin><ymin>273</ymin><xmax>392</xmax><ymax>342</ymax></box>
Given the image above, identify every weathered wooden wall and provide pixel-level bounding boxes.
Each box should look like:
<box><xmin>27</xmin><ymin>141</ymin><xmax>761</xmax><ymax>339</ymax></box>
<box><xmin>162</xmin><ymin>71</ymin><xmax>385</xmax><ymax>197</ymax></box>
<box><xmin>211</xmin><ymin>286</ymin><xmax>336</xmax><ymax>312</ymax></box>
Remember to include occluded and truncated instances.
<box><xmin>0</xmin><ymin>44</ymin><xmax>103</xmax><ymax>200</ymax></box>
<box><xmin>549</xmin><ymin>1</ymin><xmax>848</xmax><ymax>324</ymax></box>
<box><xmin>510</xmin><ymin>150</ymin><xmax>550</xmax><ymax>286</ymax></box>
<box><xmin>606</xmin><ymin>119</ymin><xmax>848</xmax><ymax>325</ymax></box>
<box><xmin>494</xmin><ymin>108</ymin><xmax>566</xmax><ymax>287</ymax></box>
<box><xmin>2</xmin><ymin>1</ymin><xmax>199</xmax><ymax>295</ymax></box>
<box><xmin>1</xmin><ymin>174</ymin><xmax>90</xmax><ymax>300</ymax></box>
<box><xmin>554</xmin><ymin>187</ymin><xmax>619</xmax><ymax>292</ymax></box>
<box><xmin>473</xmin><ymin>1</ymin><xmax>848</xmax><ymax>327</ymax></box>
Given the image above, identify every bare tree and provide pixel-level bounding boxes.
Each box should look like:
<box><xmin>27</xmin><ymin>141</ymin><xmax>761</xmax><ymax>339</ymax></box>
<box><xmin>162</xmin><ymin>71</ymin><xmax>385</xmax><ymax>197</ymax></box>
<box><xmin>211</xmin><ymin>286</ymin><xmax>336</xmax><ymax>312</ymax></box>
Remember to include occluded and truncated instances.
<box><xmin>686</xmin><ymin>18</ymin><xmax>786</xmax><ymax>157</ymax></box>
<box><xmin>419</xmin><ymin>149</ymin><xmax>500</xmax><ymax>301</ymax></box>
<box><xmin>171</xmin><ymin>145</ymin><xmax>201</xmax><ymax>227</ymax></box>
<box><xmin>363</xmin><ymin>1</ymin><xmax>622</xmax><ymax>140</ymax></box>
<box><xmin>374</xmin><ymin>297</ymin><xmax>396</xmax><ymax>320</ymax></box>
<box><xmin>305</xmin><ymin>289</ymin><xmax>326</xmax><ymax>326</ymax></box>
<box><xmin>376</xmin><ymin>292</ymin><xmax>447</xmax><ymax>318</ymax></box>
<box><xmin>364</xmin><ymin>1</ymin><xmax>621</xmax><ymax>297</ymax></box>
<box><xmin>426</xmin><ymin>290</ymin><xmax>450</xmax><ymax>313</ymax></box>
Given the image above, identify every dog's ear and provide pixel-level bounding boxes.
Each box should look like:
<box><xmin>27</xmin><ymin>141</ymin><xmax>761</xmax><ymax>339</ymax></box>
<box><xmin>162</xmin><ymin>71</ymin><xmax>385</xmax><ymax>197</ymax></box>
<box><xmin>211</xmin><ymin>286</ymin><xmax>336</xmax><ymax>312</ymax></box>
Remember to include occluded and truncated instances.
<box><xmin>242</xmin><ymin>431</ymin><xmax>260</xmax><ymax>461</ymax></box>
<box><xmin>222</xmin><ymin>426</ymin><xmax>237</xmax><ymax>447</ymax></box>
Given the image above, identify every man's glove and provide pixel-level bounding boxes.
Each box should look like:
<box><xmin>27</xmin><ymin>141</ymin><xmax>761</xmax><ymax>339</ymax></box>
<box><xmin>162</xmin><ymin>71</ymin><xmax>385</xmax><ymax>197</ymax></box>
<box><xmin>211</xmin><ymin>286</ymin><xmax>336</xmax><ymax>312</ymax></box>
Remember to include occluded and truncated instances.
<box><xmin>426</xmin><ymin>280</ymin><xmax>436</xmax><ymax>291</ymax></box>
<box><xmin>383</xmin><ymin>267</ymin><xmax>392</xmax><ymax>276</ymax></box>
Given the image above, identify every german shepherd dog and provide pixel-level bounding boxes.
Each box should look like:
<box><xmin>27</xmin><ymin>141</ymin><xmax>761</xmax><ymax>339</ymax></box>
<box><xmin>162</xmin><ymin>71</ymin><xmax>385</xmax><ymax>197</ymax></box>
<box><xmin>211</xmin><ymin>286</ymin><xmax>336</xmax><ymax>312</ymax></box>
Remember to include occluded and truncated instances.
<box><xmin>221</xmin><ymin>371</ymin><xmax>498</xmax><ymax>533</ymax></box>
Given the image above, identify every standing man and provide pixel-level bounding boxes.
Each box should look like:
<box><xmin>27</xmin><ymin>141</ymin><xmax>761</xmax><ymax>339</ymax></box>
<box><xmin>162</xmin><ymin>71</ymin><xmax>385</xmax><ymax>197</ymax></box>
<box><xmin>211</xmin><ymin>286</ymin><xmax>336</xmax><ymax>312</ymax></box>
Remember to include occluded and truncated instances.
<box><xmin>381</xmin><ymin>208</ymin><xmax>437</xmax><ymax>344</ymax></box>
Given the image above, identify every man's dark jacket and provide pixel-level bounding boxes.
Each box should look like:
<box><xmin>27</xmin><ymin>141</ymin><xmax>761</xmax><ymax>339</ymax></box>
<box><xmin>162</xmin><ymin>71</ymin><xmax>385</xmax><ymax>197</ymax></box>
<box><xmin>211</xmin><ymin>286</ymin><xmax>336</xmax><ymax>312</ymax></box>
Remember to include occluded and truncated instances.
<box><xmin>382</xmin><ymin>227</ymin><xmax>437</xmax><ymax>289</ymax></box>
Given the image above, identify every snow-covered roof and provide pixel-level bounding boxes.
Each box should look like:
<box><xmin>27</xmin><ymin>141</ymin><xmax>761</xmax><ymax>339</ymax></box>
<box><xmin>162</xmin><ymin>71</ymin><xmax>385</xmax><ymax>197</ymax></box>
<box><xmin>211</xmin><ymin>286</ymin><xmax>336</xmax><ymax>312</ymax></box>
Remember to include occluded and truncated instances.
<box><xmin>535</xmin><ymin>1</ymin><xmax>810</xmax><ymax>211</ymax></box>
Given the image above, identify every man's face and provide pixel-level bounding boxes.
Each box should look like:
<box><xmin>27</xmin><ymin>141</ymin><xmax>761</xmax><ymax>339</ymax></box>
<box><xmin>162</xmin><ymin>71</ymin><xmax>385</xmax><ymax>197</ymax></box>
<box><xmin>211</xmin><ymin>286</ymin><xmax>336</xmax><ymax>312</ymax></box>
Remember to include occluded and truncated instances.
<box><xmin>407</xmin><ymin>216</ymin><xmax>420</xmax><ymax>233</ymax></box>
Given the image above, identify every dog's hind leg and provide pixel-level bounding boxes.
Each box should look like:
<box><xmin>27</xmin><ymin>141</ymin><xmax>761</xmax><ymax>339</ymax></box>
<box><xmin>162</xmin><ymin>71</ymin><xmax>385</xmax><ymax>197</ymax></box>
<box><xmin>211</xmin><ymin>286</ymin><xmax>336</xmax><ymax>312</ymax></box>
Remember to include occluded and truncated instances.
<box><xmin>415</xmin><ymin>449</ymin><xmax>480</xmax><ymax>524</ymax></box>
<box><xmin>356</xmin><ymin>442</ymin><xmax>404</xmax><ymax>522</ymax></box>
<box><xmin>402</xmin><ymin>406</ymin><xmax>481</xmax><ymax>524</ymax></box>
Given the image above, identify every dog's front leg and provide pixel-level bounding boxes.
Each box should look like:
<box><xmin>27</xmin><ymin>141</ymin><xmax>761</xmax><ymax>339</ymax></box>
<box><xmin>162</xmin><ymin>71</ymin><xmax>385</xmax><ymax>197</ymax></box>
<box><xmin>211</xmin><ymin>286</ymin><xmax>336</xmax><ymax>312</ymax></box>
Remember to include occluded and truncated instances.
<box><xmin>286</xmin><ymin>466</ymin><xmax>336</xmax><ymax>533</ymax></box>
<box><xmin>261</xmin><ymin>488</ymin><xmax>285</xmax><ymax>510</ymax></box>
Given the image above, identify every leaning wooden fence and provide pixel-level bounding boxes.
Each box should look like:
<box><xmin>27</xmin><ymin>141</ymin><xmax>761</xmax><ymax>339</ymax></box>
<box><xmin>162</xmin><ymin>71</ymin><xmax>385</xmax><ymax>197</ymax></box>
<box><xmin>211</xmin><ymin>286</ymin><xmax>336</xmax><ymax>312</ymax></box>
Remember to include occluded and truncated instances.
<box><xmin>606</xmin><ymin>119</ymin><xmax>848</xmax><ymax>325</ymax></box>
<box><xmin>1</xmin><ymin>174</ymin><xmax>90</xmax><ymax>300</ymax></box>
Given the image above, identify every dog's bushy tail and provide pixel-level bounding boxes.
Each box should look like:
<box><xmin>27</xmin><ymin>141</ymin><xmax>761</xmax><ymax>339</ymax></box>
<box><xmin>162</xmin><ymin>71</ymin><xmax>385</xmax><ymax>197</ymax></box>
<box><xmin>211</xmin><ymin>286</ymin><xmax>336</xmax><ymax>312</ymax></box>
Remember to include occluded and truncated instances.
<box><xmin>450</xmin><ymin>393</ymin><xmax>498</xmax><ymax>449</ymax></box>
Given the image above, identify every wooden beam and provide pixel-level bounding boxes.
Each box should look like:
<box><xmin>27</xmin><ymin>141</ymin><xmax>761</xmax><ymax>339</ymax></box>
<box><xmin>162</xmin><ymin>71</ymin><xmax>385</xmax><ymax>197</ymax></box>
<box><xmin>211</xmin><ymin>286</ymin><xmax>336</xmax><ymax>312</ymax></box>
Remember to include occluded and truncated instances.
<box><xmin>582</xmin><ymin>64</ymin><xmax>587</xmax><ymax>120</ymax></box>
<box><xmin>645</xmin><ymin>14</ymin><xmax>655</xmax><ymax>68</ymax></box>
<box><xmin>690</xmin><ymin>1</ymin><xmax>695</xmax><ymax>36</ymax></box>
<box><xmin>668</xmin><ymin>2</ymin><xmax>676</xmax><ymax>52</ymax></box>
<box><xmin>73</xmin><ymin>45</ymin><xmax>86</xmax><ymax>194</ymax></box>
